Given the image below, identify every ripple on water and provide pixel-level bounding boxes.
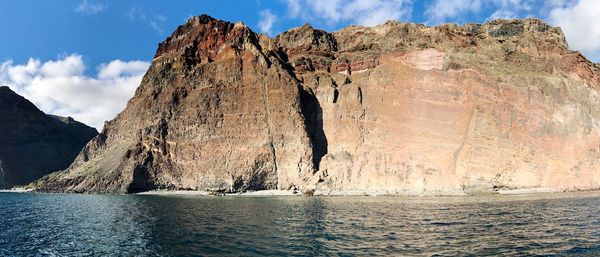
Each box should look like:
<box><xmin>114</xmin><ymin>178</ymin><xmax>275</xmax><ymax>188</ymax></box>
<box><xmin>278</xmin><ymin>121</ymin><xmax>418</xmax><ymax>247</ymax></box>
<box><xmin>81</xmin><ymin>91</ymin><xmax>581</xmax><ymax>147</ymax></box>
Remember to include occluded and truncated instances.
<box><xmin>0</xmin><ymin>192</ymin><xmax>599</xmax><ymax>256</ymax></box>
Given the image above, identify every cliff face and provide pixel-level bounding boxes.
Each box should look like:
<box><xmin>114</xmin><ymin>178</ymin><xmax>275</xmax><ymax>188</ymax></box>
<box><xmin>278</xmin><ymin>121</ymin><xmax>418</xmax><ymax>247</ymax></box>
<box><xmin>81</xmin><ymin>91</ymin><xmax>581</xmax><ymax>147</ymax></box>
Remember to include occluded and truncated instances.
<box><xmin>0</xmin><ymin>86</ymin><xmax>97</xmax><ymax>188</ymax></box>
<box><xmin>35</xmin><ymin>15</ymin><xmax>600</xmax><ymax>194</ymax></box>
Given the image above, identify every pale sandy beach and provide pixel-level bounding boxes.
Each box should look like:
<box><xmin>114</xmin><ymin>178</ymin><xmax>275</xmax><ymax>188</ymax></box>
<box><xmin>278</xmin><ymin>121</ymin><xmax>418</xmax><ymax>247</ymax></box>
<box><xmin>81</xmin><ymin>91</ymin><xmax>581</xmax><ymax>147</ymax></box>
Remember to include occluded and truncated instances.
<box><xmin>132</xmin><ymin>188</ymin><xmax>600</xmax><ymax>199</ymax></box>
<box><xmin>0</xmin><ymin>188</ymin><xmax>33</xmax><ymax>193</ymax></box>
<box><xmin>136</xmin><ymin>189</ymin><xmax>300</xmax><ymax>197</ymax></box>
<box><xmin>496</xmin><ymin>188</ymin><xmax>559</xmax><ymax>195</ymax></box>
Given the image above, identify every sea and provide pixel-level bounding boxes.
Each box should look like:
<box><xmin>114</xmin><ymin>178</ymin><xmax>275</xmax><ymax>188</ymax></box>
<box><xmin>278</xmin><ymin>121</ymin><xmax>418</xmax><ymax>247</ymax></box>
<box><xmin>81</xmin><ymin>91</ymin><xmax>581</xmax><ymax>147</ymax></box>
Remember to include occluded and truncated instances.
<box><xmin>0</xmin><ymin>192</ymin><xmax>599</xmax><ymax>256</ymax></box>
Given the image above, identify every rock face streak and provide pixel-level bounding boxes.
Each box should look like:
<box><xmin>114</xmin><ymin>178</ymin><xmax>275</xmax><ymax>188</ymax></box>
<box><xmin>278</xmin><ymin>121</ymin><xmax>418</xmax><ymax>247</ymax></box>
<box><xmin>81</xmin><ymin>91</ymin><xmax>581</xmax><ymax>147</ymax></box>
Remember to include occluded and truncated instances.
<box><xmin>36</xmin><ymin>15</ymin><xmax>600</xmax><ymax>194</ymax></box>
<box><xmin>0</xmin><ymin>86</ymin><xmax>98</xmax><ymax>188</ymax></box>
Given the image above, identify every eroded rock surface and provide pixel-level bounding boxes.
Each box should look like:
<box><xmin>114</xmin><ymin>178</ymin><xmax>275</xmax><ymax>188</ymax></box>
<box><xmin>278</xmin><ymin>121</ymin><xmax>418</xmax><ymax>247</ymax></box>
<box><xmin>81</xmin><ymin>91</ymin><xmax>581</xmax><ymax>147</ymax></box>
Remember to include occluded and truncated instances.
<box><xmin>0</xmin><ymin>87</ymin><xmax>97</xmax><ymax>188</ymax></box>
<box><xmin>35</xmin><ymin>15</ymin><xmax>600</xmax><ymax>194</ymax></box>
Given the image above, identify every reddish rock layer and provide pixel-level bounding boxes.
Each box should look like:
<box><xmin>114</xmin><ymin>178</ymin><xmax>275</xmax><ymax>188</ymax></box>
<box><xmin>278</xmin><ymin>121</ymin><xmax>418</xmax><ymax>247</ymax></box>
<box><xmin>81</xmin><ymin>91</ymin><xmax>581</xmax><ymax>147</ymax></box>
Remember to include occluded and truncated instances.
<box><xmin>35</xmin><ymin>15</ymin><xmax>600</xmax><ymax>195</ymax></box>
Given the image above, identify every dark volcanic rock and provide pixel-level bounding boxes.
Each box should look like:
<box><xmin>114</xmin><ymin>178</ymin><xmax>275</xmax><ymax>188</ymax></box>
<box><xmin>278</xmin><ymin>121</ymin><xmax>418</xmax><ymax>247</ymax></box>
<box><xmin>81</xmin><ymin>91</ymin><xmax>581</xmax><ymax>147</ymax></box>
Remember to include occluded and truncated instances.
<box><xmin>34</xmin><ymin>15</ymin><xmax>600</xmax><ymax>195</ymax></box>
<box><xmin>0</xmin><ymin>86</ymin><xmax>97</xmax><ymax>188</ymax></box>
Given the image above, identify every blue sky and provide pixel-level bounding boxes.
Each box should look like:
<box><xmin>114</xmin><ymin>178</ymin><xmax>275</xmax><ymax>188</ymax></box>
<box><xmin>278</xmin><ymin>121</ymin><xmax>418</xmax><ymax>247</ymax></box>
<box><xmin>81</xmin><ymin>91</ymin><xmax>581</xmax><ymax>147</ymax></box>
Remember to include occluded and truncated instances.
<box><xmin>0</xmin><ymin>0</ymin><xmax>599</xmax><ymax>129</ymax></box>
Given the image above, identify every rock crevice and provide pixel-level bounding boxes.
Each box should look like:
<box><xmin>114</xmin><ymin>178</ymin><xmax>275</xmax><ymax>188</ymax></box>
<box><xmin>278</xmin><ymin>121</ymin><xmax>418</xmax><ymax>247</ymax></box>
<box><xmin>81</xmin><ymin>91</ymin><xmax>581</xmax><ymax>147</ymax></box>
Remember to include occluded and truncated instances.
<box><xmin>34</xmin><ymin>15</ymin><xmax>600</xmax><ymax>194</ymax></box>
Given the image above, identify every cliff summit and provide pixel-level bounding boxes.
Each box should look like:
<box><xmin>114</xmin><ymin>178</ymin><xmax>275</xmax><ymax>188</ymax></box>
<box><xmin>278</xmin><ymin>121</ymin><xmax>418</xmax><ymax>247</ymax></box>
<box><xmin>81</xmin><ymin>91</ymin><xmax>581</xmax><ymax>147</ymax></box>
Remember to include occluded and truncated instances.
<box><xmin>34</xmin><ymin>15</ymin><xmax>600</xmax><ymax>195</ymax></box>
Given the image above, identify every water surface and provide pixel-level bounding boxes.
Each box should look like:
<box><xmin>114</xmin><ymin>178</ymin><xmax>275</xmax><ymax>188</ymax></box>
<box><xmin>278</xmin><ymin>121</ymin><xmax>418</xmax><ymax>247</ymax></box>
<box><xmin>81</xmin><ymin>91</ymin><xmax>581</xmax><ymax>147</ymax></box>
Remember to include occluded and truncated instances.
<box><xmin>0</xmin><ymin>192</ymin><xmax>599</xmax><ymax>256</ymax></box>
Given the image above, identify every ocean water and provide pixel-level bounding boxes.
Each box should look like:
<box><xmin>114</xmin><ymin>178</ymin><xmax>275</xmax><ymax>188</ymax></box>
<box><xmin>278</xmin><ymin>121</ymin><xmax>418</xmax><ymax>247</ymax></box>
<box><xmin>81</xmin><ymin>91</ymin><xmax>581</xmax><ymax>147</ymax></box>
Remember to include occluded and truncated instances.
<box><xmin>0</xmin><ymin>192</ymin><xmax>599</xmax><ymax>256</ymax></box>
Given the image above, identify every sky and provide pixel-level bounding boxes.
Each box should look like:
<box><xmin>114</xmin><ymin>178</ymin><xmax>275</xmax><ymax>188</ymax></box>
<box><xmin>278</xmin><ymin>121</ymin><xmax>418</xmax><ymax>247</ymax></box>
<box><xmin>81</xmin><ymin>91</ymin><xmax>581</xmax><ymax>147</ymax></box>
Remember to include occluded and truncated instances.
<box><xmin>0</xmin><ymin>0</ymin><xmax>599</xmax><ymax>130</ymax></box>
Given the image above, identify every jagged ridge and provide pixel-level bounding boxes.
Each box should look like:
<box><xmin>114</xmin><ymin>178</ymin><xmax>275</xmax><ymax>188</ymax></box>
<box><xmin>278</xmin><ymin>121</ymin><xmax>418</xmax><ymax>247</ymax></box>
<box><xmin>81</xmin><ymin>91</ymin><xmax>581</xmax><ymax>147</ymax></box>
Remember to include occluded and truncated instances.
<box><xmin>34</xmin><ymin>15</ymin><xmax>600</xmax><ymax>195</ymax></box>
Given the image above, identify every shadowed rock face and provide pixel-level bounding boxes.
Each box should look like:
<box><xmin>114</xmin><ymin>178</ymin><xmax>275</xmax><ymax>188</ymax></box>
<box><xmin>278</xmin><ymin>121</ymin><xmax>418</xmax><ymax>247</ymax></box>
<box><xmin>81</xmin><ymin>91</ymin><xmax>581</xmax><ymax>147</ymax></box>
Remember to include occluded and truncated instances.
<box><xmin>34</xmin><ymin>15</ymin><xmax>600</xmax><ymax>194</ymax></box>
<box><xmin>0</xmin><ymin>86</ymin><xmax>97</xmax><ymax>188</ymax></box>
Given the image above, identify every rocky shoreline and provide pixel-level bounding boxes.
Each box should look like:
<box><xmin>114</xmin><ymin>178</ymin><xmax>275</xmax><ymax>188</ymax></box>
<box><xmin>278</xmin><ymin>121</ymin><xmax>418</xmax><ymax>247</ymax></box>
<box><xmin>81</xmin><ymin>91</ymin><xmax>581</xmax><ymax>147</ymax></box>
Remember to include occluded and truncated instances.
<box><xmin>4</xmin><ymin>187</ymin><xmax>600</xmax><ymax>199</ymax></box>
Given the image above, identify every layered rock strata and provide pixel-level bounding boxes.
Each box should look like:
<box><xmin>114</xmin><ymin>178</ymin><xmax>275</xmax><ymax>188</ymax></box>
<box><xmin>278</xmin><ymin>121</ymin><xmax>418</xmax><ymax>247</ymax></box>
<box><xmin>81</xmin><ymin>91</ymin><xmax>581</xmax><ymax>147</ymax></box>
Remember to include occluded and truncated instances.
<box><xmin>35</xmin><ymin>15</ymin><xmax>600</xmax><ymax>194</ymax></box>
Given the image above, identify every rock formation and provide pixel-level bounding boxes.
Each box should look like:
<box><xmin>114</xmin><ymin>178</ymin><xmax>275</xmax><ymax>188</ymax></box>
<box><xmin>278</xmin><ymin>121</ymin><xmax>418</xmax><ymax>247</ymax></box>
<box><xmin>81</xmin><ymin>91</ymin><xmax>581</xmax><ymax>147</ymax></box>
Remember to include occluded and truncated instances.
<box><xmin>0</xmin><ymin>86</ymin><xmax>97</xmax><ymax>188</ymax></box>
<box><xmin>34</xmin><ymin>15</ymin><xmax>600</xmax><ymax>195</ymax></box>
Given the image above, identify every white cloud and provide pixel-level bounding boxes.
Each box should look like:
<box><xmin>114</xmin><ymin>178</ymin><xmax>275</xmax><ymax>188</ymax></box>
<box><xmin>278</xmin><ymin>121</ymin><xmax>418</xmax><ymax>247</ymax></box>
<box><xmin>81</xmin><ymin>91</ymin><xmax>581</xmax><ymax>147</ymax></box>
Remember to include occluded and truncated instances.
<box><xmin>423</xmin><ymin>0</ymin><xmax>573</xmax><ymax>24</ymax></box>
<box><xmin>97</xmin><ymin>60</ymin><xmax>149</xmax><ymax>80</ymax></box>
<box><xmin>419</xmin><ymin>0</ymin><xmax>599</xmax><ymax>62</ymax></box>
<box><xmin>258</xmin><ymin>9</ymin><xmax>277</xmax><ymax>35</ymax></box>
<box><xmin>0</xmin><ymin>55</ymin><xmax>150</xmax><ymax>130</ymax></box>
<box><xmin>549</xmin><ymin>0</ymin><xmax>600</xmax><ymax>61</ymax></box>
<box><xmin>425</xmin><ymin>0</ymin><xmax>482</xmax><ymax>24</ymax></box>
<box><xmin>127</xmin><ymin>5</ymin><xmax>137</xmax><ymax>20</ymax></box>
<box><xmin>40</xmin><ymin>55</ymin><xmax>85</xmax><ymax>77</ymax></box>
<box><xmin>126</xmin><ymin>5</ymin><xmax>167</xmax><ymax>35</ymax></box>
<box><xmin>283</xmin><ymin>0</ymin><xmax>413</xmax><ymax>27</ymax></box>
<box><xmin>489</xmin><ymin>10</ymin><xmax>518</xmax><ymax>19</ymax></box>
<box><xmin>146</xmin><ymin>14</ymin><xmax>167</xmax><ymax>35</ymax></box>
<box><xmin>486</xmin><ymin>0</ymin><xmax>540</xmax><ymax>20</ymax></box>
<box><xmin>286</xmin><ymin>0</ymin><xmax>302</xmax><ymax>18</ymax></box>
<box><xmin>75</xmin><ymin>0</ymin><xmax>107</xmax><ymax>15</ymax></box>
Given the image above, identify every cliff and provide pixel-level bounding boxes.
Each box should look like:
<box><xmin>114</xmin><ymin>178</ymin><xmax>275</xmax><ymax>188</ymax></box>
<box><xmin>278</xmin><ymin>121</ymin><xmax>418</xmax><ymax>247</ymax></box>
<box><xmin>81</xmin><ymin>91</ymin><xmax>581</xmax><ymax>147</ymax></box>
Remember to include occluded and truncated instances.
<box><xmin>0</xmin><ymin>86</ymin><xmax>97</xmax><ymax>188</ymax></box>
<box><xmin>34</xmin><ymin>15</ymin><xmax>600</xmax><ymax>195</ymax></box>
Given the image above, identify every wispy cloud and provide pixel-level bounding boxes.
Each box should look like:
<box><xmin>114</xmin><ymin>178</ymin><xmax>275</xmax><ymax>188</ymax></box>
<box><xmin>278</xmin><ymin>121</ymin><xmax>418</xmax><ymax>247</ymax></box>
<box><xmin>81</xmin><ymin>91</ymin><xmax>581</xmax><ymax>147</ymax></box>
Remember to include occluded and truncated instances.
<box><xmin>423</xmin><ymin>0</ymin><xmax>575</xmax><ymax>24</ymax></box>
<box><xmin>144</xmin><ymin>14</ymin><xmax>167</xmax><ymax>35</ymax></box>
<box><xmin>283</xmin><ymin>0</ymin><xmax>413</xmax><ymax>27</ymax></box>
<box><xmin>424</xmin><ymin>0</ymin><xmax>482</xmax><ymax>24</ymax></box>
<box><xmin>0</xmin><ymin>55</ymin><xmax>149</xmax><ymax>129</ymax></box>
<box><xmin>258</xmin><ymin>9</ymin><xmax>277</xmax><ymax>35</ymax></box>
<box><xmin>421</xmin><ymin>0</ymin><xmax>598</xmax><ymax>61</ymax></box>
<box><xmin>75</xmin><ymin>0</ymin><xmax>107</xmax><ymax>15</ymax></box>
<box><xmin>126</xmin><ymin>5</ymin><xmax>167</xmax><ymax>35</ymax></box>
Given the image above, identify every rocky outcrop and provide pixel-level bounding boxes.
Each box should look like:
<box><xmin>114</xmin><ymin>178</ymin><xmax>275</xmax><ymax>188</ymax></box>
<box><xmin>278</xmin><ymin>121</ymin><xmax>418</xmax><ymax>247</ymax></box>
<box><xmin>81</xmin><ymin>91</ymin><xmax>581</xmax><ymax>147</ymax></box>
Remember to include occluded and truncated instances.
<box><xmin>34</xmin><ymin>15</ymin><xmax>600</xmax><ymax>195</ymax></box>
<box><xmin>0</xmin><ymin>86</ymin><xmax>97</xmax><ymax>188</ymax></box>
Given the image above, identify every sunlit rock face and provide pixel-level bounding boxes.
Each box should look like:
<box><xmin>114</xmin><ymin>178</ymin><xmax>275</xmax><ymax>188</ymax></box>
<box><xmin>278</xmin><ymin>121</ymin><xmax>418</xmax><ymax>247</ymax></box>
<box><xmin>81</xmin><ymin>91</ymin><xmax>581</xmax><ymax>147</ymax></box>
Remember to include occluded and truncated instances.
<box><xmin>35</xmin><ymin>15</ymin><xmax>600</xmax><ymax>194</ymax></box>
<box><xmin>0</xmin><ymin>86</ymin><xmax>97</xmax><ymax>188</ymax></box>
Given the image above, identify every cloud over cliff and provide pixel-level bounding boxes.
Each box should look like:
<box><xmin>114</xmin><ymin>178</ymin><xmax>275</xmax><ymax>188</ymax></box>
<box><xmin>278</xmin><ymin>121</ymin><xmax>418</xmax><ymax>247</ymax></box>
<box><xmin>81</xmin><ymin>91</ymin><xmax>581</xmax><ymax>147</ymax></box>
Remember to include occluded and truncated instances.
<box><xmin>0</xmin><ymin>54</ymin><xmax>149</xmax><ymax>130</ymax></box>
<box><xmin>259</xmin><ymin>0</ymin><xmax>598</xmax><ymax>62</ymax></box>
<box><xmin>283</xmin><ymin>0</ymin><xmax>413</xmax><ymax>26</ymax></box>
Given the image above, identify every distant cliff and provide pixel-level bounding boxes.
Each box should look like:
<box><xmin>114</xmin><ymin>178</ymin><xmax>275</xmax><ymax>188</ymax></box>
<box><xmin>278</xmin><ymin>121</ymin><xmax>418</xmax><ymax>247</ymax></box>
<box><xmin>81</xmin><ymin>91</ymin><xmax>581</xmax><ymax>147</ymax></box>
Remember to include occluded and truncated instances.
<box><xmin>35</xmin><ymin>15</ymin><xmax>600</xmax><ymax>194</ymax></box>
<box><xmin>0</xmin><ymin>86</ymin><xmax>97</xmax><ymax>188</ymax></box>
